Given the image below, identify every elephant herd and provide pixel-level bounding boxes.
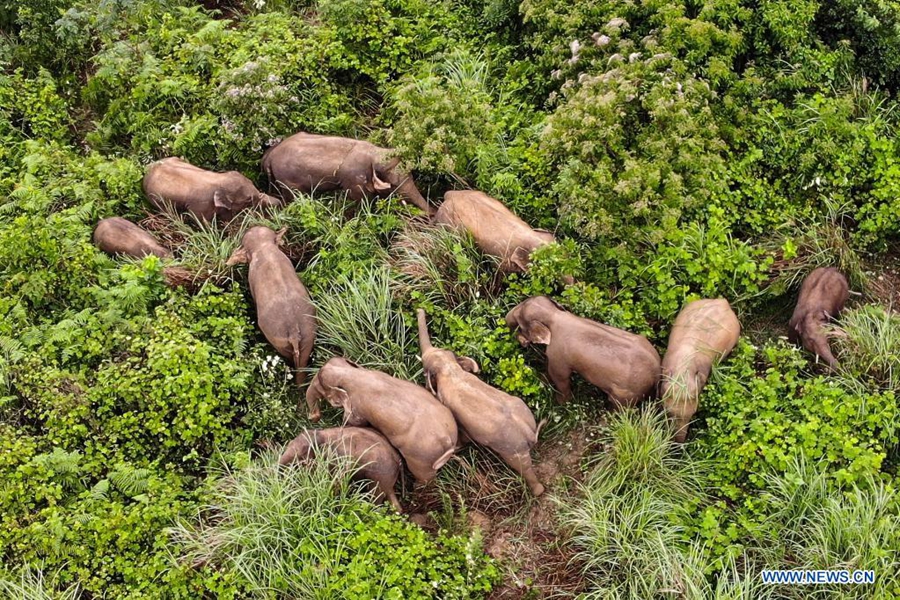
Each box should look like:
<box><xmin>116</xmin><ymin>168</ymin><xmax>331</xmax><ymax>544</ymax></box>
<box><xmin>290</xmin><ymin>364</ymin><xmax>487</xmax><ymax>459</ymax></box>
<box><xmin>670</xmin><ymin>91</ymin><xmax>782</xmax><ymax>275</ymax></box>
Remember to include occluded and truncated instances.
<box><xmin>92</xmin><ymin>131</ymin><xmax>852</xmax><ymax>510</ymax></box>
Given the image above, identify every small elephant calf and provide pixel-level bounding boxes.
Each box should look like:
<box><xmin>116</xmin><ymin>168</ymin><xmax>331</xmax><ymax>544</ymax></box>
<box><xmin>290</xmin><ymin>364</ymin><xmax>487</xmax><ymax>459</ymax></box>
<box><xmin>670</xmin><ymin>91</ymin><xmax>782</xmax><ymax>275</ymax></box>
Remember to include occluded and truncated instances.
<box><xmin>417</xmin><ymin>309</ymin><xmax>544</xmax><ymax>495</ymax></box>
<box><xmin>306</xmin><ymin>357</ymin><xmax>458</xmax><ymax>484</ymax></box>
<box><xmin>280</xmin><ymin>427</ymin><xmax>403</xmax><ymax>511</ymax></box>
<box><xmin>506</xmin><ymin>296</ymin><xmax>661</xmax><ymax>408</ymax></box>
<box><xmin>660</xmin><ymin>299</ymin><xmax>740</xmax><ymax>443</ymax></box>
<box><xmin>227</xmin><ymin>226</ymin><xmax>316</xmax><ymax>401</ymax></box>
<box><xmin>788</xmin><ymin>267</ymin><xmax>849</xmax><ymax>370</ymax></box>
<box><xmin>93</xmin><ymin>217</ymin><xmax>172</xmax><ymax>259</ymax></box>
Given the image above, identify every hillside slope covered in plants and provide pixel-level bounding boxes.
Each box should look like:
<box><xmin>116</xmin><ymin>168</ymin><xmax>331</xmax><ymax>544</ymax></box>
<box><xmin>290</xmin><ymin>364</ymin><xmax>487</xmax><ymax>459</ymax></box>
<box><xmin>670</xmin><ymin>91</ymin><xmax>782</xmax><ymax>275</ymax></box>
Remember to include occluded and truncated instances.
<box><xmin>1</xmin><ymin>0</ymin><xmax>900</xmax><ymax>598</ymax></box>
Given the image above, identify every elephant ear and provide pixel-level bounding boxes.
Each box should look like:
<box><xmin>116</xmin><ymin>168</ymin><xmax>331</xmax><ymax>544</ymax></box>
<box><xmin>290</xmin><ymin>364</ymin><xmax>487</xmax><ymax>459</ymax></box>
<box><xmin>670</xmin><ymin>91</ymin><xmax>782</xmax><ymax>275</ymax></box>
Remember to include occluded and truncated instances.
<box><xmin>509</xmin><ymin>246</ymin><xmax>531</xmax><ymax>272</ymax></box>
<box><xmin>372</xmin><ymin>165</ymin><xmax>392</xmax><ymax>192</ymax></box>
<box><xmin>275</xmin><ymin>227</ymin><xmax>288</xmax><ymax>247</ymax></box>
<box><xmin>226</xmin><ymin>246</ymin><xmax>250</xmax><ymax>265</ymax></box>
<box><xmin>527</xmin><ymin>321</ymin><xmax>552</xmax><ymax>345</ymax></box>
<box><xmin>213</xmin><ymin>189</ymin><xmax>232</xmax><ymax>211</ymax></box>
<box><xmin>456</xmin><ymin>356</ymin><xmax>480</xmax><ymax>373</ymax></box>
<box><xmin>327</xmin><ymin>386</ymin><xmax>350</xmax><ymax>407</ymax></box>
<box><xmin>424</xmin><ymin>369</ymin><xmax>437</xmax><ymax>395</ymax></box>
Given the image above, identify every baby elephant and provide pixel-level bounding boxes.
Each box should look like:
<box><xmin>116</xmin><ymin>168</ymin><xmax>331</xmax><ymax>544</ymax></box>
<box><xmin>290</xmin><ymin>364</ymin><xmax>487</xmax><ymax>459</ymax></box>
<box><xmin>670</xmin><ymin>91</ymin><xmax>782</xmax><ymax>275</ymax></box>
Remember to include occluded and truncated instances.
<box><xmin>227</xmin><ymin>226</ymin><xmax>316</xmax><ymax>400</ymax></box>
<box><xmin>660</xmin><ymin>299</ymin><xmax>741</xmax><ymax>443</ymax></box>
<box><xmin>417</xmin><ymin>309</ymin><xmax>544</xmax><ymax>496</ymax></box>
<box><xmin>306</xmin><ymin>357</ymin><xmax>457</xmax><ymax>484</ymax></box>
<box><xmin>506</xmin><ymin>296</ymin><xmax>661</xmax><ymax>408</ymax></box>
<box><xmin>93</xmin><ymin>217</ymin><xmax>172</xmax><ymax>259</ymax></box>
<box><xmin>280</xmin><ymin>427</ymin><xmax>402</xmax><ymax>511</ymax></box>
<box><xmin>262</xmin><ymin>132</ymin><xmax>434</xmax><ymax>215</ymax></box>
<box><xmin>789</xmin><ymin>267</ymin><xmax>850</xmax><ymax>370</ymax></box>
<box><xmin>436</xmin><ymin>191</ymin><xmax>571</xmax><ymax>283</ymax></box>
<box><xmin>143</xmin><ymin>157</ymin><xmax>281</xmax><ymax>222</ymax></box>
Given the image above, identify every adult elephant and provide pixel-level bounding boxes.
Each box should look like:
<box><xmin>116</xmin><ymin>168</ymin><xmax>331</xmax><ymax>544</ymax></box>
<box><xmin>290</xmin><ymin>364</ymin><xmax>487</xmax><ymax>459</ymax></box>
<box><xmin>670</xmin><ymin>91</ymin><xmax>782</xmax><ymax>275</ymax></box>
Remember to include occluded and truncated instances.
<box><xmin>262</xmin><ymin>132</ymin><xmax>434</xmax><ymax>215</ymax></box>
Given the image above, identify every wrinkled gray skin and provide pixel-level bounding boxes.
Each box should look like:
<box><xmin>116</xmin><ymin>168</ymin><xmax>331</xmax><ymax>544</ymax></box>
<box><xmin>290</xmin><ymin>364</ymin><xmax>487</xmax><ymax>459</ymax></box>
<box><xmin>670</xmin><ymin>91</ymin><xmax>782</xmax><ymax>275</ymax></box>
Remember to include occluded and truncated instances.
<box><xmin>436</xmin><ymin>191</ymin><xmax>572</xmax><ymax>284</ymax></box>
<box><xmin>262</xmin><ymin>132</ymin><xmax>434</xmax><ymax>215</ymax></box>
<box><xmin>306</xmin><ymin>357</ymin><xmax>457</xmax><ymax>483</ymax></box>
<box><xmin>227</xmin><ymin>226</ymin><xmax>315</xmax><ymax>401</ymax></box>
<box><xmin>143</xmin><ymin>157</ymin><xmax>281</xmax><ymax>222</ymax></box>
<box><xmin>506</xmin><ymin>296</ymin><xmax>661</xmax><ymax>408</ymax></box>
<box><xmin>93</xmin><ymin>217</ymin><xmax>173</xmax><ymax>259</ymax></box>
<box><xmin>660</xmin><ymin>299</ymin><xmax>741</xmax><ymax>443</ymax></box>
<box><xmin>417</xmin><ymin>309</ymin><xmax>544</xmax><ymax>495</ymax></box>
<box><xmin>280</xmin><ymin>427</ymin><xmax>403</xmax><ymax>511</ymax></box>
<box><xmin>788</xmin><ymin>267</ymin><xmax>849</xmax><ymax>370</ymax></box>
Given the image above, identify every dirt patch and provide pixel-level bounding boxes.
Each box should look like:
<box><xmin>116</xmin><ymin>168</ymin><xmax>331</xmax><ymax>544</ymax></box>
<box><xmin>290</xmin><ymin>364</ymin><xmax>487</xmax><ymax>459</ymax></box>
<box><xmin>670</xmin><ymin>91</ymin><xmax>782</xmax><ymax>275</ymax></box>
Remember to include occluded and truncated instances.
<box><xmin>404</xmin><ymin>425</ymin><xmax>601</xmax><ymax>598</ymax></box>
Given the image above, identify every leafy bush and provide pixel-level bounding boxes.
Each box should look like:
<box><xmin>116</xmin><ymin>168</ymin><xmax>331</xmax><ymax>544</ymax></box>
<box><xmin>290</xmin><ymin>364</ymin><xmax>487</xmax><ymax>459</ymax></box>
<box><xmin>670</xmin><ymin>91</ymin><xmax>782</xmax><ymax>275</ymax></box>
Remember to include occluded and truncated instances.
<box><xmin>173</xmin><ymin>451</ymin><xmax>499</xmax><ymax>599</ymax></box>
<box><xmin>697</xmin><ymin>341</ymin><xmax>898</xmax><ymax>499</ymax></box>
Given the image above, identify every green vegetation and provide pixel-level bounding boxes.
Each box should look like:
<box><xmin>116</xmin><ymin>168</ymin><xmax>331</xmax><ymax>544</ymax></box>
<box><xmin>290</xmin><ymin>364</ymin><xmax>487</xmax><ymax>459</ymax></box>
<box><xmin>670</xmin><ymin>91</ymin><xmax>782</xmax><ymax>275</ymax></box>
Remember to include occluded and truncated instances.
<box><xmin>2</xmin><ymin>0</ymin><xmax>900</xmax><ymax>596</ymax></box>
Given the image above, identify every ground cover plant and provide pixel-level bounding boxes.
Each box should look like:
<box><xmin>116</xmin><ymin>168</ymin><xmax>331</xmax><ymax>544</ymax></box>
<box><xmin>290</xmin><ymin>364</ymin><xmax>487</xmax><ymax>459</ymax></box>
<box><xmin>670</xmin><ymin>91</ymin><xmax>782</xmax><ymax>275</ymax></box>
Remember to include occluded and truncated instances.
<box><xmin>1</xmin><ymin>0</ymin><xmax>900</xmax><ymax>597</ymax></box>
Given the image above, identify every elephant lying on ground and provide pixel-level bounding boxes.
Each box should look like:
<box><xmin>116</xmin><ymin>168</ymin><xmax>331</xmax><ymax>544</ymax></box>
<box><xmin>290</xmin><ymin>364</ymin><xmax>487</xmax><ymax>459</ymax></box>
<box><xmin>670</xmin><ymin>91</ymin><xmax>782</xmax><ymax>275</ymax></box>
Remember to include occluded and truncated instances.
<box><xmin>280</xmin><ymin>427</ymin><xmax>403</xmax><ymax>511</ymax></box>
<box><xmin>227</xmin><ymin>226</ymin><xmax>316</xmax><ymax>401</ymax></box>
<box><xmin>93</xmin><ymin>217</ymin><xmax>172</xmax><ymax>259</ymax></box>
<box><xmin>660</xmin><ymin>299</ymin><xmax>740</xmax><ymax>443</ymax></box>
<box><xmin>417</xmin><ymin>309</ymin><xmax>544</xmax><ymax>496</ymax></box>
<box><xmin>306</xmin><ymin>357</ymin><xmax>457</xmax><ymax>483</ymax></box>
<box><xmin>789</xmin><ymin>267</ymin><xmax>849</xmax><ymax>370</ymax></box>
<box><xmin>506</xmin><ymin>296</ymin><xmax>661</xmax><ymax>408</ymax></box>
<box><xmin>435</xmin><ymin>190</ymin><xmax>572</xmax><ymax>283</ymax></box>
<box><xmin>143</xmin><ymin>157</ymin><xmax>281</xmax><ymax>222</ymax></box>
<box><xmin>262</xmin><ymin>132</ymin><xmax>434</xmax><ymax>215</ymax></box>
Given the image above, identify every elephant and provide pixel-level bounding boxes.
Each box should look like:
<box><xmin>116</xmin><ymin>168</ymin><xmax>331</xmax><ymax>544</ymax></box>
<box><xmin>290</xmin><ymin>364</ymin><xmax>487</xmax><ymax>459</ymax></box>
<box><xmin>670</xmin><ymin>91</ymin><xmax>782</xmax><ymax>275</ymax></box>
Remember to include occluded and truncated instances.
<box><xmin>435</xmin><ymin>190</ymin><xmax>573</xmax><ymax>284</ymax></box>
<box><xmin>306</xmin><ymin>357</ymin><xmax>457</xmax><ymax>484</ymax></box>
<box><xmin>788</xmin><ymin>267</ymin><xmax>849</xmax><ymax>370</ymax></box>
<box><xmin>93</xmin><ymin>217</ymin><xmax>173</xmax><ymax>259</ymax></box>
<box><xmin>143</xmin><ymin>157</ymin><xmax>282</xmax><ymax>222</ymax></box>
<box><xmin>261</xmin><ymin>132</ymin><xmax>434</xmax><ymax>215</ymax></box>
<box><xmin>280</xmin><ymin>427</ymin><xmax>403</xmax><ymax>511</ymax></box>
<box><xmin>227</xmin><ymin>226</ymin><xmax>316</xmax><ymax>401</ymax></box>
<box><xmin>660</xmin><ymin>299</ymin><xmax>741</xmax><ymax>443</ymax></box>
<box><xmin>417</xmin><ymin>309</ymin><xmax>544</xmax><ymax>495</ymax></box>
<box><xmin>506</xmin><ymin>296</ymin><xmax>661</xmax><ymax>408</ymax></box>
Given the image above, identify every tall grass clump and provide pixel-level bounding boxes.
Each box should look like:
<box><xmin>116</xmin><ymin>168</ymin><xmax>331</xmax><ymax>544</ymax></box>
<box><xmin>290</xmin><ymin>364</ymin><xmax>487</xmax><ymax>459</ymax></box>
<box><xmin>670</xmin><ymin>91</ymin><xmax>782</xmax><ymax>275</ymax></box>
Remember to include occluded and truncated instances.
<box><xmin>0</xmin><ymin>567</ymin><xmax>81</xmax><ymax>600</ymax></box>
<box><xmin>754</xmin><ymin>457</ymin><xmax>900</xmax><ymax>599</ymax></box>
<box><xmin>834</xmin><ymin>304</ymin><xmax>900</xmax><ymax>391</ymax></box>
<box><xmin>766</xmin><ymin>200</ymin><xmax>868</xmax><ymax>295</ymax></box>
<box><xmin>313</xmin><ymin>266</ymin><xmax>421</xmax><ymax>379</ymax></box>
<box><xmin>172</xmin><ymin>451</ymin><xmax>500</xmax><ymax>599</ymax></box>
<box><xmin>558</xmin><ymin>409</ymin><xmax>709</xmax><ymax>598</ymax></box>
<box><xmin>390</xmin><ymin>222</ymin><xmax>499</xmax><ymax>306</ymax></box>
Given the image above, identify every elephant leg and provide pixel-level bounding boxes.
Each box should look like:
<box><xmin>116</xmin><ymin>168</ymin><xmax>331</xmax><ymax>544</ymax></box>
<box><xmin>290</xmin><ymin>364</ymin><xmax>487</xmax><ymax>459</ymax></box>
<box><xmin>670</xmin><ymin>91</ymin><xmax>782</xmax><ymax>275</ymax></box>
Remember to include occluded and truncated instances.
<box><xmin>499</xmin><ymin>450</ymin><xmax>544</xmax><ymax>496</ymax></box>
<box><xmin>547</xmin><ymin>358</ymin><xmax>573</xmax><ymax>404</ymax></box>
<box><xmin>375</xmin><ymin>479</ymin><xmax>403</xmax><ymax>512</ymax></box>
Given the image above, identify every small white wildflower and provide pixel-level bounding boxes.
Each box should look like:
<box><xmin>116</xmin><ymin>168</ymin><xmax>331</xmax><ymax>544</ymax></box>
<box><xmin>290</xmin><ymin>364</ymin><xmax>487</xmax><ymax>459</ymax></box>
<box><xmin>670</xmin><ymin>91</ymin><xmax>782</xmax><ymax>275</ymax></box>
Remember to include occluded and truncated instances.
<box><xmin>594</xmin><ymin>34</ymin><xmax>610</xmax><ymax>47</ymax></box>
<box><xmin>253</xmin><ymin>0</ymin><xmax>265</xmax><ymax>8</ymax></box>
<box><xmin>551</xmin><ymin>69</ymin><xmax>562</xmax><ymax>80</ymax></box>
<box><xmin>607</xmin><ymin>17</ymin><xmax>628</xmax><ymax>29</ymax></box>
<box><xmin>628</xmin><ymin>52</ymin><xmax>641</xmax><ymax>63</ymax></box>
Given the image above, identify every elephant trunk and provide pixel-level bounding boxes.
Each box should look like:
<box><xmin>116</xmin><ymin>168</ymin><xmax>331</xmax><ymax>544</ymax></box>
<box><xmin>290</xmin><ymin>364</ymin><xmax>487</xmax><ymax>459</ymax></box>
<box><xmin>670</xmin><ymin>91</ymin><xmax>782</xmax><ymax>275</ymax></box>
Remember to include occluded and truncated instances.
<box><xmin>417</xmin><ymin>309</ymin><xmax>433</xmax><ymax>354</ymax></box>
<box><xmin>398</xmin><ymin>177</ymin><xmax>435</xmax><ymax>217</ymax></box>
<box><xmin>258</xmin><ymin>193</ymin><xmax>284</xmax><ymax>209</ymax></box>
<box><xmin>306</xmin><ymin>374</ymin><xmax>324</xmax><ymax>422</ymax></box>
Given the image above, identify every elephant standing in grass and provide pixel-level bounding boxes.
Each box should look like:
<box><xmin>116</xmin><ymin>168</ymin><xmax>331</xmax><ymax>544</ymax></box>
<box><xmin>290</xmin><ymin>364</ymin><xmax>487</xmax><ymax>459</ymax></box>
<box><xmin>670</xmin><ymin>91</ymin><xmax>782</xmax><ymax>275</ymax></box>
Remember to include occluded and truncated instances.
<box><xmin>506</xmin><ymin>296</ymin><xmax>661</xmax><ymax>408</ymax></box>
<box><xmin>306</xmin><ymin>357</ymin><xmax>457</xmax><ymax>483</ymax></box>
<box><xmin>417</xmin><ymin>309</ymin><xmax>544</xmax><ymax>496</ymax></box>
<box><xmin>143</xmin><ymin>157</ymin><xmax>282</xmax><ymax>222</ymax></box>
<box><xmin>789</xmin><ymin>267</ymin><xmax>850</xmax><ymax>370</ymax></box>
<box><xmin>280</xmin><ymin>427</ymin><xmax>403</xmax><ymax>511</ymax></box>
<box><xmin>435</xmin><ymin>190</ymin><xmax>573</xmax><ymax>284</ymax></box>
<box><xmin>262</xmin><ymin>132</ymin><xmax>434</xmax><ymax>215</ymax></box>
<box><xmin>660</xmin><ymin>299</ymin><xmax>741</xmax><ymax>443</ymax></box>
<box><xmin>227</xmin><ymin>226</ymin><xmax>316</xmax><ymax>403</ymax></box>
<box><xmin>93</xmin><ymin>217</ymin><xmax>173</xmax><ymax>259</ymax></box>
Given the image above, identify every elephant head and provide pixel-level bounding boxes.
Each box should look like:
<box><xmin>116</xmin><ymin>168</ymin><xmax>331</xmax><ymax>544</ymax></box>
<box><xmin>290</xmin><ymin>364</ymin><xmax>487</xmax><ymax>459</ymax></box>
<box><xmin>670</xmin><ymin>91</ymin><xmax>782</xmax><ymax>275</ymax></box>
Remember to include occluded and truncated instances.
<box><xmin>226</xmin><ymin>226</ymin><xmax>287</xmax><ymax>265</ymax></box>
<box><xmin>505</xmin><ymin>296</ymin><xmax>564</xmax><ymax>347</ymax></box>
<box><xmin>417</xmin><ymin>309</ymin><xmax>479</xmax><ymax>394</ymax></box>
<box><xmin>279</xmin><ymin>430</ymin><xmax>320</xmax><ymax>465</ymax></box>
<box><xmin>305</xmin><ymin>358</ymin><xmax>357</xmax><ymax>423</ymax></box>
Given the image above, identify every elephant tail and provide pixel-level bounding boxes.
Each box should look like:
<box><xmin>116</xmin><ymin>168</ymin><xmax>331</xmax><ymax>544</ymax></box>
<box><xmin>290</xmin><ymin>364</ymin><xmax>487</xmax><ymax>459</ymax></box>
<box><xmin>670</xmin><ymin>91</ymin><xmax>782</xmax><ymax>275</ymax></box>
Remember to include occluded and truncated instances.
<box><xmin>535</xmin><ymin>418</ymin><xmax>548</xmax><ymax>443</ymax></box>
